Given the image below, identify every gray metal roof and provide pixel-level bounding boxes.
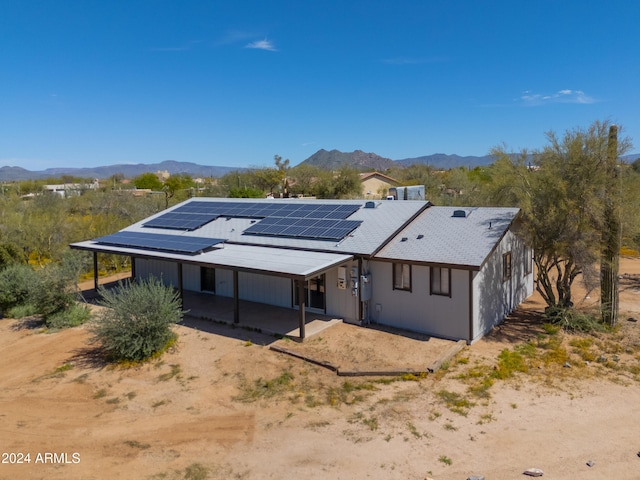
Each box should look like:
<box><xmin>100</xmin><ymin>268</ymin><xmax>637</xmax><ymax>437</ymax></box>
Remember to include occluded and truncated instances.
<box><xmin>124</xmin><ymin>198</ymin><xmax>429</xmax><ymax>256</ymax></box>
<box><xmin>70</xmin><ymin>240</ymin><xmax>353</xmax><ymax>280</ymax></box>
<box><xmin>374</xmin><ymin>206</ymin><xmax>520</xmax><ymax>269</ymax></box>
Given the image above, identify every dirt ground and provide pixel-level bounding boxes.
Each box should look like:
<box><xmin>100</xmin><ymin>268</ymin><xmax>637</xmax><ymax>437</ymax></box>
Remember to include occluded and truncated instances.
<box><xmin>1</xmin><ymin>260</ymin><xmax>640</xmax><ymax>480</ymax></box>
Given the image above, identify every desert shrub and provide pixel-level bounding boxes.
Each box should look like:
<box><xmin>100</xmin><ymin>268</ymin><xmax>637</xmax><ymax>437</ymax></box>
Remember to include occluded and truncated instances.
<box><xmin>34</xmin><ymin>265</ymin><xmax>79</xmax><ymax>322</ymax></box>
<box><xmin>7</xmin><ymin>303</ymin><xmax>39</xmax><ymax>319</ymax></box>
<box><xmin>90</xmin><ymin>277</ymin><xmax>184</xmax><ymax>362</ymax></box>
<box><xmin>544</xmin><ymin>306</ymin><xmax>607</xmax><ymax>333</ymax></box>
<box><xmin>46</xmin><ymin>303</ymin><xmax>92</xmax><ymax>329</ymax></box>
<box><xmin>0</xmin><ymin>264</ymin><xmax>39</xmax><ymax>314</ymax></box>
<box><xmin>0</xmin><ymin>242</ymin><xmax>26</xmax><ymax>270</ymax></box>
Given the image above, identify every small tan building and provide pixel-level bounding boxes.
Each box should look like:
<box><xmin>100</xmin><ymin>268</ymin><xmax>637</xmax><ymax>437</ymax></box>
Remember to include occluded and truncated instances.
<box><xmin>359</xmin><ymin>172</ymin><xmax>399</xmax><ymax>199</ymax></box>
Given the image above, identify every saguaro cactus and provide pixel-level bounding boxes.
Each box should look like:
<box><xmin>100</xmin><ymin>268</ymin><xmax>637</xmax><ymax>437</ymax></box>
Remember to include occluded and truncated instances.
<box><xmin>600</xmin><ymin>125</ymin><xmax>619</xmax><ymax>326</ymax></box>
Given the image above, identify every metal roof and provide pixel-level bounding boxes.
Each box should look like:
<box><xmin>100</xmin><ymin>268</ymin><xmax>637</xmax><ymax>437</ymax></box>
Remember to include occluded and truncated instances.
<box><xmin>70</xmin><ymin>240</ymin><xmax>353</xmax><ymax>280</ymax></box>
<box><xmin>123</xmin><ymin>197</ymin><xmax>429</xmax><ymax>256</ymax></box>
<box><xmin>374</xmin><ymin>206</ymin><xmax>520</xmax><ymax>269</ymax></box>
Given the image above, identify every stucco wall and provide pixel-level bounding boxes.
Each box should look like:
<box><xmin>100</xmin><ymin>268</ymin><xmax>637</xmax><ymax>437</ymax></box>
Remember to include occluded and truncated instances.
<box><xmin>325</xmin><ymin>261</ymin><xmax>360</xmax><ymax>323</ymax></box>
<box><xmin>134</xmin><ymin>258</ymin><xmax>179</xmax><ymax>286</ymax></box>
<box><xmin>367</xmin><ymin>261</ymin><xmax>470</xmax><ymax>340</ymax></box>
<box><xmin>361</xmin><ymin>177</ymin><xmax>396</xmax><ymax>199</ymax></box>
<box><xmin>134</xmin><ymin>260</ymin><xmax>292</xmax><ymax>308</ymax></box>
<box><xmin>472</xmin><ymin>231</ymin><xmax>534</xmax><ymax>342</ymax></box>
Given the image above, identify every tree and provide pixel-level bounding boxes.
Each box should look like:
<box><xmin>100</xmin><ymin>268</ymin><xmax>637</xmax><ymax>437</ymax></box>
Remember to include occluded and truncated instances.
<box><xmin>91</xmin><ymin>277</ymin><xmax>184</xmax><ymax>362</ymax></box>
<box><xmin>162</xmin><ymin>173</ymin><xmax>194</xmax><ymax>208</ymax></box>
<box><xmin>133</xmin><ymin>172</ymin><xmax>163</xmax><ymax>191</ymax></box>
<box><xmin>274</xmin><ymin>155</ymin><xmax>291</xmax><ymax>196</ymax></box>
<box><xmin>488</xmin><ymin>121</ymin><xmax>632</xmax><ymax>316</ymax></box>
<box><xmin>288</xmin><ymin>164</ymin><xmax>320</xmax><ymax>196</ymax></box>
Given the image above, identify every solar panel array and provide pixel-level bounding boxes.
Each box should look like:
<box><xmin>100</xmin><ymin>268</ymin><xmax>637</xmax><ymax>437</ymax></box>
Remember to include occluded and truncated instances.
<box><xmin>172</xmin><ymin>201</ymin><xmax>361</xmax><ymax>220</ymax></box>
<box><xmin>143</xmin><ymin>201</ymin><xmax>363</xmax><ymax>241</ymax></box>
<box><xmin>95</xmin><ymin>231</ymin><xmax>225</xmax><ymax>255</ymax></box>
<box><xmin>243</xmin><ymin>217</ymin><xmax>362</xmax><ymax>241</ymax></box>
<box><xmin>144</xmin><ymin>212</ymin><xmax>220</xmax><ymax>230</ymax></box>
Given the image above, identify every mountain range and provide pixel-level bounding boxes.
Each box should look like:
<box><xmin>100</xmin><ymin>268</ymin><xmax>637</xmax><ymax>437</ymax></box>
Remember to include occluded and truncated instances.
<box><xmin>2</xmin><ymin>151</ymin><xmax>639</xmax><ymax>181</ymax></box>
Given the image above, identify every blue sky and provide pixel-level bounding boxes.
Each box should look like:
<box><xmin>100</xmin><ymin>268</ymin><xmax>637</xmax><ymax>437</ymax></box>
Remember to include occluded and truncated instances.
<box><xmin>2</xmin><ymin>0</ymin><xmax>639</xmax><ymax>171</ymax></box>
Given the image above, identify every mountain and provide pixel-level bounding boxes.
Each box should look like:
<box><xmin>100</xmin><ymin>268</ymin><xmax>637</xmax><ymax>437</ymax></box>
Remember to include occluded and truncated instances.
<box><xmin>0</xmin><ymin>160</ymin><xmax>240</xmax><ymax>182</ymax></box>
<box><xmin>5</xmin><ymin>151</ymin><xmax>637</xmax><ymax>182</ymax></box>
<box><xmin>298</xmin><ymin>149</ymin><xmax>396</xmax><ymax>171</ymax></box>
<box><xmin>395</xmin><ymin>153</ymin><xmax>495</xmax><ymax>169</ymax></box>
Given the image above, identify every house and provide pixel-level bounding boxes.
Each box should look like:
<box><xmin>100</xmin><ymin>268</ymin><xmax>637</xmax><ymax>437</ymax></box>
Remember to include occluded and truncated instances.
<box><xmin>45</xmin><ymin>179</ymin><xmax>100</xmax><ymax>197</ymax></box>
<box><xmin>71</xmin><ymin>198</ymin><xmax>533</xmax><ymax>343</ymax></box>
<box><xmin>359</xmin><ymin>172</ymin><xmax>399</xmax><ymax>199</ymax></box>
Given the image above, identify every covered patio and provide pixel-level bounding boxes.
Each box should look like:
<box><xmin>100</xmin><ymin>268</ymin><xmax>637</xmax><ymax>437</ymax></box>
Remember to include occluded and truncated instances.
<box><xmin>73</xmin><ymin>241</ymin><xmax>353</xmax><ymax>341</ymax></box>
<box><xmin>180</xmin><ymin>290</ymin><xmax>343</xmax><ymax>341</ymax></box>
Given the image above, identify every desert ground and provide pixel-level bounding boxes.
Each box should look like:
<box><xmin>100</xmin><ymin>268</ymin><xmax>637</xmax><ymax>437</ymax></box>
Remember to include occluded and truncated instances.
<box><xmin>1</xmin><ymin>260</ymin><xmax>639</xmax><ymax>480</ymax></box>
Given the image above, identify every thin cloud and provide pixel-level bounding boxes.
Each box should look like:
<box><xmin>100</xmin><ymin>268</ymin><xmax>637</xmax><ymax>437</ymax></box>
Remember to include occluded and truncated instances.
<box><xmin>245</xmin><ymin>39</ymin><xmax>277</xmax><ymax>52</ymax></box>
<box><xmin>520</xmin><ymin>89</ymin><xmax>597</xmax><ymax>106</ymax></box>
<box><xmin>215</xmin><ymin>30</ymin><xmax>256</xmax><ymax>46</ymax></box>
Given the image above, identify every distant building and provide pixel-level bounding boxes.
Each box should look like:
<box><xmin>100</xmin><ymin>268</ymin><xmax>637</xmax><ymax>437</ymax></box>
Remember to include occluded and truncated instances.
<box><xmin>156</xmin><ymin>170</ymin><xmax>170</xmax><ymax>181</ymax></box>
<box><xmin>359</xmin><ymin>172</ymin><xmax>399</xmax><ymax>199</ymax></box>
<box><xmin>44</xmin><ymin>179</ymin><xmax>100</xmax><ymax>197</ymax></box>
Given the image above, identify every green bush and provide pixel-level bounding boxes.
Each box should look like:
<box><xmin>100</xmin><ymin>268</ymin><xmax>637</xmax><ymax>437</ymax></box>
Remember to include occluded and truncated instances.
<box><xmin>46</xmin><ymin>303</ymin><xmax>92</xmax><ymax>329</ymax></box>
<box><xmin>34</xmin><ymin>266</ymin><xmax>78</xmax><ymax>321</ymax></box>
<box><xmin>90</xmin><ymin>277</ymin><xmax>185</xmax><ymax>362</ymax></box>
<box><xmin>0</xmin><ymin>264</ymin><xmax>39</xmax><ymax>314</ymax></box>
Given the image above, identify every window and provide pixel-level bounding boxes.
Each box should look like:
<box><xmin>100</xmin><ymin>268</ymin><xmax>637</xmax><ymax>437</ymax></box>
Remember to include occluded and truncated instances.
<box><xmin>393</xmin><ymin>263</ymin><xmax>411</xmax><ymax>291</ymax></box>
<box><xmin>503</xmin><ymin>252</ymin><xmax>512</xmax><ymax>280</ymax></box>
<box><xmin>200</xmin><ymin>267</ymin><xmax>215</xmax><ymax>292</ymax></box>
<box><xmin>524</xmin><ymin>247</ymin><xmax>532</xmax><ymax>275</ymax></box>
<box><xmin>430</xmin><ymin>267</ymin><xmax>451</xmax><ymax>296</ymax></box>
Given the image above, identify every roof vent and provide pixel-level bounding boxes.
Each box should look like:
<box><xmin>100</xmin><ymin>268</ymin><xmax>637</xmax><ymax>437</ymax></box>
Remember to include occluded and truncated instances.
<box><xmin>401</xmin><ymin>237</ymin><xmax>408</xmax><ymax>242</ymax></box>
<box><xmin>364</xmin><ymin>201</ymin><xmax>377</xmax><ymax>209</ymax></box>
<box><xmin>417</xmin><ymin>234</ymin><xmax>424</xmax><ymax>240</ymax></box>
<box><xmin>452</xmin><ymin>210</ymin><xmax>467</xmax><ymax>218</ymax></box>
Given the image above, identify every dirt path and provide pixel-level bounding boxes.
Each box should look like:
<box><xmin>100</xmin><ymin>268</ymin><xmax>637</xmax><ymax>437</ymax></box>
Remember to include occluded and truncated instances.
<box><xmin>0</xmin><ymin>260</ymin><xmax>639</xmax><ymax>479</ymax></box>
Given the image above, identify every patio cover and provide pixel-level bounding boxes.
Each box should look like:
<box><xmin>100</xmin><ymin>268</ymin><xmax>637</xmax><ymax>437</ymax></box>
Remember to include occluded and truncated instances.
<box><xmin>71</xmin><ymin>240</ymin><xmax>353</xmax><ymax>340</ymax></box>
<box><xmin>70</xmin><ymin>240</ymin><xmax>353</xmax><ymax>281</ymax></box>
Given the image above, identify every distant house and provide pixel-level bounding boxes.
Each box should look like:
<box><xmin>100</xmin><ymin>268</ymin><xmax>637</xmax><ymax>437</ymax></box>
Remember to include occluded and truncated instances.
<box><xmin>71</xmin><ymin>198</ymin><xmax>533</xmax><ymax>343</ymax></box>
<box><xmin>359</xmin><ymin>172</ymin><xmax>399</xmax><ymax>199</ymax></box>
<box><xmin>45</xmin><ymin>179</ymin><xmax>100</xmax><ymax>197</ymax></box>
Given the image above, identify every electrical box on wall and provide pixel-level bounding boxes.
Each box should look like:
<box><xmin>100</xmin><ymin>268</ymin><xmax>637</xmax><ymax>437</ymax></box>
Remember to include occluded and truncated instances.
<box><xmin>337</xmin><ymin>266</ymin><xmax>347</xmax><ymax>290</ymax></box>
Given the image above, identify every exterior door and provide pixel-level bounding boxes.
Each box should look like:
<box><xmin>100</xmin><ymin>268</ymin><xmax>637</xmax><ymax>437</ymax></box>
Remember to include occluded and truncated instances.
<box><xmin>200</xmin><ymin>267</ymin><xmax>215</xmax><ymax>293</ymax></box>
<box><xmin>294</xmin><ymin>274</ymin><xmax>326</xmax><ymax>312</ymax></box>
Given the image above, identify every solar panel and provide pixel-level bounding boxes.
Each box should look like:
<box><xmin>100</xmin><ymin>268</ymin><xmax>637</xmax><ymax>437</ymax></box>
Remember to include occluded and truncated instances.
<box><xmin>144</xmin><ymin>200</ymin><xmax>362</xmax><ymax>236</ymax></box>
<box><xmin>243</xmin><ymin>218</ymin><xmax>362</xmax><ymax>241</ymax></box>
<box><xmin>95</xmin><ymin>232</ymin><xmax>224</xmax><ymax>255</ymax></box>
<box><xmin>281</xmin><ymin>226</ymin><xmax>309</xmax><ymax>236</ymax></box>
<box><xmin>144</xmin><ymin>212</ymin><xmax>220</xmax><ymax>230</ymax></box>
<box><xmin>269</xmin><ymin>217</ymin><xmax>294</xmax><ymax>226</ymax></box>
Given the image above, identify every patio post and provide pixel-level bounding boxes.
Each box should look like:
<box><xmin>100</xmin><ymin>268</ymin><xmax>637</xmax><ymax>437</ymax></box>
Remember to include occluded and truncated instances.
<box><xmin>93</xmin><ymin>251</ymin><xmax>98</xmax><ymax>290</ymax></box>
<box><xmin>298</xmin><ymin>279</ymin><xmax>306</xmax><ymax>340</ymax></box>
<box><xmin>177</xmin><ymin>262</ymin><xmax>184</xmax><ymax>305</ymax></box>
<box><xmin>233</xmin><ymin>270</ymin><xmax>239</xmax><ymax>324</ymax></box>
